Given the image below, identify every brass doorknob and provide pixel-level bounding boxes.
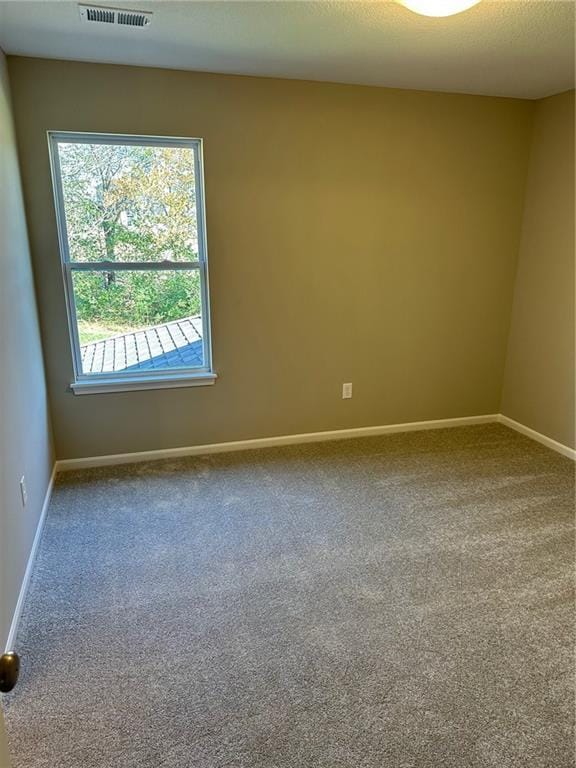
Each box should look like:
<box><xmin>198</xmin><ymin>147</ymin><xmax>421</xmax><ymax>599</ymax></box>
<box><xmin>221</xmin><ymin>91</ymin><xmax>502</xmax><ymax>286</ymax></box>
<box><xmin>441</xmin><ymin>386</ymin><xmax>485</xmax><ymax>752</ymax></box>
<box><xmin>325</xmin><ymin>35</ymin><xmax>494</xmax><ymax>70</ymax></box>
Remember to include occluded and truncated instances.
<box><xmin>0</xmin><ymin>652</ymin><xmax>20</xmax><ymax>693</ymax></box>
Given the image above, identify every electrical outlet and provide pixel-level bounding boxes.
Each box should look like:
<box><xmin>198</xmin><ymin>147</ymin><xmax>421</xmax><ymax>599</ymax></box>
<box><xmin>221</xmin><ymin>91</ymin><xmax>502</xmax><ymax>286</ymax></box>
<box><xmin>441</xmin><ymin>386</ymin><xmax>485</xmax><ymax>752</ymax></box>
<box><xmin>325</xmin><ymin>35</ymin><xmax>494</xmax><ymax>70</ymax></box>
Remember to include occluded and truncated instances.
<box><xmin>342</xmin><ymin>382</ymin><xmax>353</xmax><ymax>399</ymax></box>
<box><xmin>20</xmin><ymin>476</ymin><xmax>27</xmax><ymax>508</ymax></box>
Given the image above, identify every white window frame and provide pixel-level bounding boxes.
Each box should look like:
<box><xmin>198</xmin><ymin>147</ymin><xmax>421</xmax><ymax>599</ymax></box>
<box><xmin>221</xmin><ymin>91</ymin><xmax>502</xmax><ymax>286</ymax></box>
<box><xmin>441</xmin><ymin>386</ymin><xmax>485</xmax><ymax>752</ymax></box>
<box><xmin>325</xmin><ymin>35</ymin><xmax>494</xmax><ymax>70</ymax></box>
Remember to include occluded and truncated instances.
<box><xmin>47</xmin><ymin>131</ymin><xmax>216</xmax><ymax>394</ymax></box>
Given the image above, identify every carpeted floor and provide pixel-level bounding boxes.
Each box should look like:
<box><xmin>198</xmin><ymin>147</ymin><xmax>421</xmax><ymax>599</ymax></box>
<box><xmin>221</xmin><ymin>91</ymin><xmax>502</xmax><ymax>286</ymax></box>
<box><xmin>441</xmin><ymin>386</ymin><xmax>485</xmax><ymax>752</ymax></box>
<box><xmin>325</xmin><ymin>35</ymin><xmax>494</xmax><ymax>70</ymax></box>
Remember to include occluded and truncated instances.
<box><xmin>3</xmin><ymin>424</ymin><xmax>575</xmax><ymax>767</ymax></box>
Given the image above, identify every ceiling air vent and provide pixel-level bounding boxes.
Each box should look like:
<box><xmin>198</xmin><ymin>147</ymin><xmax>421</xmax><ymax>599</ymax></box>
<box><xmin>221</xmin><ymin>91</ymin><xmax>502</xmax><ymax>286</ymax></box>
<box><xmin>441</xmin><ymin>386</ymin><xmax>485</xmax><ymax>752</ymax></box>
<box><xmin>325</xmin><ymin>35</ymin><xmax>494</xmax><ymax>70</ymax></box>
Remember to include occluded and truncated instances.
<box><xmin>78</xmin><ymin>5</ymin><xmax>152</xmax><ymax>28</ymax></box>
<box><xmin>117</xmin><ymin>10</ymin><xmax>150</xmax><ymax>27</ymax></box>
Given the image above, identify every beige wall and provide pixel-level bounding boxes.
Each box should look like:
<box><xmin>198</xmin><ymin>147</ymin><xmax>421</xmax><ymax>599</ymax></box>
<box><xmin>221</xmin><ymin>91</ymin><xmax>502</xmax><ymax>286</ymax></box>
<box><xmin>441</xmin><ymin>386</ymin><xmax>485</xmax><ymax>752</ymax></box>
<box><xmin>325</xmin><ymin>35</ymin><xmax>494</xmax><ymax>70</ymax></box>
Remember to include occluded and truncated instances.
<box><xmin>0</xmin><ymin>50</ymin><xmax>53</xmax><ymax>649</ymax></box>
<box><xmin>0</xmin><ymin>707</ymin><xmax>11</xmax><ymax>768</ymax></box>
<box><xmin>501</xmin><ymin>91</ymin><xmax>575</xmax><ymax>449</ymax></box>
<box><xmin>7</xmin><ymin>57</ymin><xmax>535</xmax><ymax>460</ymax></box>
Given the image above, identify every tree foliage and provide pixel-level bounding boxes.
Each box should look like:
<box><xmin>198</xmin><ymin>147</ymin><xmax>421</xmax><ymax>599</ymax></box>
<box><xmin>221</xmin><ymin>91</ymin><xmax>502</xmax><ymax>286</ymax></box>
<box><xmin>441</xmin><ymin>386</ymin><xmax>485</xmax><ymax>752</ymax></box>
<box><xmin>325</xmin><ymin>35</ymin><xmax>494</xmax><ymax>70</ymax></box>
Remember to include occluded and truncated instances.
<box><xmin>59</xmin><ymin>142</ymin><xmax>201</xmax><ymax>338</ymax></box>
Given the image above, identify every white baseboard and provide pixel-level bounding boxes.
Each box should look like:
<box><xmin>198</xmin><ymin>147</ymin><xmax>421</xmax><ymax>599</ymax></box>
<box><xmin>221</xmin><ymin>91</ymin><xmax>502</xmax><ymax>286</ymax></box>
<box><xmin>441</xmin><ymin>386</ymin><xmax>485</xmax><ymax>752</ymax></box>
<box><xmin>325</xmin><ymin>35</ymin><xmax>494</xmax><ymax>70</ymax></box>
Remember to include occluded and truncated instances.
<box><xmin>497</xmin><ymin>415</ymin><xmax>576</xmax><ymax>461</ymax></box>
<box><xmin>4</xmin><ymin>465</ymin><xmax>56</xmax><ymax>653</ymax></box>
<box><xmin>56</xmin><ymin>414</ymin><xmax>498</xmax><ymax>471</ymax></box>
<box><xmin>54</xmin><ymin>412</ymin><xmax>575</xmax><ymax>473</ymax></box>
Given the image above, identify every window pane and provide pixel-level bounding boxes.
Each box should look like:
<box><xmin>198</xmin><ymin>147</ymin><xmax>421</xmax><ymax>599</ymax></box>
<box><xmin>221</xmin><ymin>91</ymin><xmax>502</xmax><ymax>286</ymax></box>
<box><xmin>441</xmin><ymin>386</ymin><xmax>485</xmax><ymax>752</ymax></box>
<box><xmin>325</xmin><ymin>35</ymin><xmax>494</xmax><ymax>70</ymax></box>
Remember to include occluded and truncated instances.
<box><xmin>72</xmin><ymin>270</ymin><xmax>204</xmax><ymax>375</ymax></box>
<box><xmin>57</xmin><ymin>142</ymin><xmax>198</xmax><ymax>262</ymax></box>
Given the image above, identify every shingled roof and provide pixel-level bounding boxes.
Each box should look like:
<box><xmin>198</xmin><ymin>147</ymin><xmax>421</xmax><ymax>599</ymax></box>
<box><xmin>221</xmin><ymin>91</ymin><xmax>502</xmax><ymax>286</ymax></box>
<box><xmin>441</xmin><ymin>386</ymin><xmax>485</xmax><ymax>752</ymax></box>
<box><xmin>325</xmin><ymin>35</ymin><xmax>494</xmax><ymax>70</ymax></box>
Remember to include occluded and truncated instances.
<box><xmin>80</xmin><ymin>316</ymin><xmax>204</xmax><ymax>374</ymax></box>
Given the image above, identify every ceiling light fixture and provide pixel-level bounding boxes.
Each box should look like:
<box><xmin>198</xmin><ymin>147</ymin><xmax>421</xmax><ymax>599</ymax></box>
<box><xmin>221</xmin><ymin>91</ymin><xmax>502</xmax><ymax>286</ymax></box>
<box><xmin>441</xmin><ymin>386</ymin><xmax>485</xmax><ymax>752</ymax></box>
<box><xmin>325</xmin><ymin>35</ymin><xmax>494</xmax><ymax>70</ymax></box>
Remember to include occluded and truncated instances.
<box><xmin>398</xmin><ymin>0</ymin><xmax>481</xmax><ymax>17</ymax></box>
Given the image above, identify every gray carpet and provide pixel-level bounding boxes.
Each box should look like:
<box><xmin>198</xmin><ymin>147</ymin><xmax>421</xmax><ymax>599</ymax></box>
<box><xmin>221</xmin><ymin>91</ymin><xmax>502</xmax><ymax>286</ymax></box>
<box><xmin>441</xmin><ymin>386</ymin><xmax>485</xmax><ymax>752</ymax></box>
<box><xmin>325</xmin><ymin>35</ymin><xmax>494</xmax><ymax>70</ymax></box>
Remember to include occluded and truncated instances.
<box><xmin>3</xmin><ymin>424</ymin><xmax>575</xmax><ymax>767</ymax></box>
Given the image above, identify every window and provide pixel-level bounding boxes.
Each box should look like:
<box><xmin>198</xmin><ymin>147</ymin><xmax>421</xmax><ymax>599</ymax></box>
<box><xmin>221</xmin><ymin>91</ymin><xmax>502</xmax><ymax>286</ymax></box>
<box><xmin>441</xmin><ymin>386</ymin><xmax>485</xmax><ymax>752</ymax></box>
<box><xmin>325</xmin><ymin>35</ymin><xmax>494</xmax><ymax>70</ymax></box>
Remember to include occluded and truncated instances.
<box><xmin>48</xmin><ymin>132</ymin><xmax>214</xmax><ymax>394</ymax></box>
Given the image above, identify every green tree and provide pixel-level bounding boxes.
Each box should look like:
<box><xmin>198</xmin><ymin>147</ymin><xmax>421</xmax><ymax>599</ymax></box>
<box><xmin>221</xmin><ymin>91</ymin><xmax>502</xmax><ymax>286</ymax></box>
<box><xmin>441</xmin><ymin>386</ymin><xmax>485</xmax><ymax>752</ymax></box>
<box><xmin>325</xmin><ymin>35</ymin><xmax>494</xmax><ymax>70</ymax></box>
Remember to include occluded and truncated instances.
<box><xmin>58</xmin><ymin>142</ymin><xmax>201</xmax><ymax>340</ymax></box>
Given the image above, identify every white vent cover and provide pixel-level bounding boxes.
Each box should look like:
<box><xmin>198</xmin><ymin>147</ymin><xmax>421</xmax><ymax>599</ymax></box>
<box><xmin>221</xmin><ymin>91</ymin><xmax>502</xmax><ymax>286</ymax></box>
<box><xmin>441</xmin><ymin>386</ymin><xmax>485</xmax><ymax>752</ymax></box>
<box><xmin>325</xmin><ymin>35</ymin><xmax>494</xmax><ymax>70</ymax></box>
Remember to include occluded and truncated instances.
<box><xmin>78</xmin><ymin>4</ymin><xmax>152</xmax><ymax>28</ymax></box>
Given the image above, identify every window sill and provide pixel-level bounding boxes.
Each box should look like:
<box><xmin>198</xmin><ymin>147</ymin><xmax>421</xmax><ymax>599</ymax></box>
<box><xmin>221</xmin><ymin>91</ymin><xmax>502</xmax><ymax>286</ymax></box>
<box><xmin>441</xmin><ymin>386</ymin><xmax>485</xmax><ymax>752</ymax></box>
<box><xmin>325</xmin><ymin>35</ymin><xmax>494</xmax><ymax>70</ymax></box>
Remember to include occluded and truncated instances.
<box><xmin>71</xmin><ymin>372</ymin><xmax>217</xmax><ymax>395</ymax></box>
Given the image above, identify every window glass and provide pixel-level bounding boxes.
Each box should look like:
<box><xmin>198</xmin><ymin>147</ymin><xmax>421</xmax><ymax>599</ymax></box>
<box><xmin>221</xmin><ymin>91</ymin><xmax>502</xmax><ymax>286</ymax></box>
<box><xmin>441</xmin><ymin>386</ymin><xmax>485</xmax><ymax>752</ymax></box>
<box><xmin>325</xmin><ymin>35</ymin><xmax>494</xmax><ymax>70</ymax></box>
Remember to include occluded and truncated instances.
<box><xmin>49</xmin><ymin>133</ymin><xmax>211</xmax><ymax>384</ymax></box>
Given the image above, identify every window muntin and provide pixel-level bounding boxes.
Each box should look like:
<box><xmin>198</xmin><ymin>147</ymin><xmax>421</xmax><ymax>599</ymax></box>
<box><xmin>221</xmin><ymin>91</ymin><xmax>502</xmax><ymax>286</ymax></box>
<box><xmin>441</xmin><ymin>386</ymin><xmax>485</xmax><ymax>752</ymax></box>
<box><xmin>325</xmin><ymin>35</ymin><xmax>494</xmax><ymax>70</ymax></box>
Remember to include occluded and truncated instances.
<box><xmin>49</xmin><ymin>133</ymin><xmax>212</xmax><ymax>386</ymax></box>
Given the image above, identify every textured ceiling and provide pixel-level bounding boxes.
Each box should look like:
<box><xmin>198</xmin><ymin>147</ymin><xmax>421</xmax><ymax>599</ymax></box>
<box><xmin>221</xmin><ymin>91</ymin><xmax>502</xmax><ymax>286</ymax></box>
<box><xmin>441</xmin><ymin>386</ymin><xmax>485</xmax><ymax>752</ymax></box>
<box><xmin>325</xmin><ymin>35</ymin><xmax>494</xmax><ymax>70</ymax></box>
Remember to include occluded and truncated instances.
<box><xmin>0</xmin><ymin>1</ymin><xmax>574</xmax><ymax>99</ymax></box>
